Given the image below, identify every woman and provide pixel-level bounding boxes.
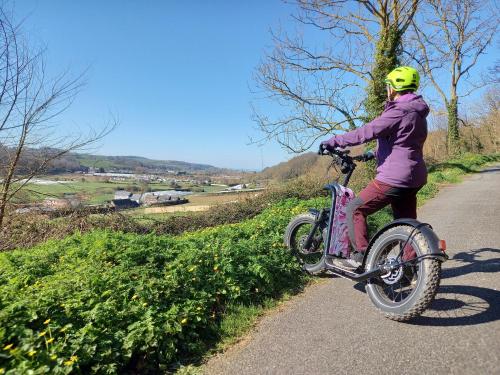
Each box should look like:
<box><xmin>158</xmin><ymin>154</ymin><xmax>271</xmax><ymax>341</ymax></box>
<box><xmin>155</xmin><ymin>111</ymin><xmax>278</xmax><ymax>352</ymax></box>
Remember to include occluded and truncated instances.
<box><xmin>320</xmin><ymin>66</ymin><xmax>429</xmax><ymax>271</ymax></box>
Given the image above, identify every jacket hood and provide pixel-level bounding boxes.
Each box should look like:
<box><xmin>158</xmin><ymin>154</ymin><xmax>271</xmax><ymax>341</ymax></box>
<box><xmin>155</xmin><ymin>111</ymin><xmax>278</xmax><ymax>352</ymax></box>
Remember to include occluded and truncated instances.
<box><xmin>392</xmin><ymin>93</ymin><xmax>430</xmax><ymax>118</ymax></box>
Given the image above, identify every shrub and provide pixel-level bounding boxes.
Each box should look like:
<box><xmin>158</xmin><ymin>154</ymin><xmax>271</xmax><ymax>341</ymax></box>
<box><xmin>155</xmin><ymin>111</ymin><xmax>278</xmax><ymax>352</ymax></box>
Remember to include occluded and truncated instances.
<box><xmin>0</xmin><ymin>198</ymin><xmax>326</xmax><ymax>373</ymax></box>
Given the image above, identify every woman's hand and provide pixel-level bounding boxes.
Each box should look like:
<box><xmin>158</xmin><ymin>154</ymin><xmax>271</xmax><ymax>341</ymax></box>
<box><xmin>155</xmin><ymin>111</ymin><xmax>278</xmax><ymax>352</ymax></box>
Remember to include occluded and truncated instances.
<box><xmin>319</xmin><ymin>138</ymin><xmax>337</xmax><ymax>154</ymax></box>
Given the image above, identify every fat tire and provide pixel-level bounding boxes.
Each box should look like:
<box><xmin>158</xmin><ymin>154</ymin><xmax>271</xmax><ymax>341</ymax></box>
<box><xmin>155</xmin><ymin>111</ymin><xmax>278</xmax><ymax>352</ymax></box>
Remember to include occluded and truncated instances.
<box><xmin>284</xmin><ymin>213</ymin><xmax>325</xmax><ymax>268</ymax></box>
<box><xmin>365</xmin><ymin>225</ymin><xmax>441</xmax><ymax>322</ymax></box>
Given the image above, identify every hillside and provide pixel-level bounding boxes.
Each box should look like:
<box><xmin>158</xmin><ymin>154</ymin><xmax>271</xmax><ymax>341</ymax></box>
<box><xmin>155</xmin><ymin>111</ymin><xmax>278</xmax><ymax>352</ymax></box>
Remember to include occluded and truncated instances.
<box><xmin>73</xmin><ymin>153</ymin><xmax>226</xmax><ymax>173</ymax></box>
<box><xmin>257</xmin><ymin>149</ymin><xmax>363</xmax><ymax>182</ymax></box>
<box><xmin>1</xmin><ymin>154</ymin><xmax>498</xmax><ymax>372</ymax></box>
<box><xmin>25</xmin><ymin>151</ymin><xmax>234</xmax><ymax>175</ymax></box>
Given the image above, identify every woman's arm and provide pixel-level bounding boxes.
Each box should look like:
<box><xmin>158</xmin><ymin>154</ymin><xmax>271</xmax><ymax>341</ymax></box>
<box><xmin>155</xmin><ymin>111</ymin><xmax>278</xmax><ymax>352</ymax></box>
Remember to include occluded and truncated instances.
<box><xmin>322</xmin><ymin>107</ymin><xmax>403</xmax><ymax>148</ymax></box>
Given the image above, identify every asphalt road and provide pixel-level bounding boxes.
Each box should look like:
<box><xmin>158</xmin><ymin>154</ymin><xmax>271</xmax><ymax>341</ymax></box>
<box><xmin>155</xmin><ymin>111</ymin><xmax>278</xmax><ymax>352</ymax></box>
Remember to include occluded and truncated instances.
<box><xmin>204</xmin><ymin>165</ymin><xmax>500</xmax><ymax>375</ymax></box>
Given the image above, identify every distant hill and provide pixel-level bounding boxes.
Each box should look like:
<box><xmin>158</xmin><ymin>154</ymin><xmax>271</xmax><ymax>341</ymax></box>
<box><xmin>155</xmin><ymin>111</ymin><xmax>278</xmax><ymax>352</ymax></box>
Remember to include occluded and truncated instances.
<box><xmin>257</xmin><ymin>146</ymin><xmax>367</xmax><ymax>182</ymax></box>
<box><xmin>258</xmin><ymin>152</ymin><xmax>333</xmax><ymax>181</ymax></box>
<box><xmin>18</xmin><ymin>151</ymin><xmax>235</xmax><ymax>175</ymax></box>
<box><xmin>72</xmin><ymin>154</ymin><xmax>226</xmax><ymax>173</ymax></box>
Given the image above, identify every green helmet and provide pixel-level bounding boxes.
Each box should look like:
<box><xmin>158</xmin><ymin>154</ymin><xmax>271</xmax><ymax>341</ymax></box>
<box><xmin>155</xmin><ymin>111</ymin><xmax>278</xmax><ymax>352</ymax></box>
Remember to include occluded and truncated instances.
<box><xmin>385</xmin><ymin>66</ymin><xmax>420</xmax><ymax>92</ymax></box>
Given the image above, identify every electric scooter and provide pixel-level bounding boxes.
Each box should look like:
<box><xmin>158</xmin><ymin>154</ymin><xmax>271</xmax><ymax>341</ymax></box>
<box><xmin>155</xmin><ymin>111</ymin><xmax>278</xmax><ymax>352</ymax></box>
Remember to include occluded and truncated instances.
<box><xmin>284</xmin><ymin>148</ymin><xmax>448</xmax><ymax>321</ymax></box>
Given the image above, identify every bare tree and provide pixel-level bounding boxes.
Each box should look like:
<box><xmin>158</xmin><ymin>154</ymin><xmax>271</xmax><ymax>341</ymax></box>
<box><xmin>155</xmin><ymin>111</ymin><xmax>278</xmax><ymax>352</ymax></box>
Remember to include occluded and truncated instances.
<box><xmin>253</xmin><ymin>0</ymin><xmax>420</xmax><ymax>153</ymax></box>
<box><xmin>409</xmin><ymin>0</ymin><xmax>498</xmax><ymax>155</ymax></box>
<box><xmin>0</xmin><ymin>8</ymin><xmax>115</xmax><ymax>228</ymax></box>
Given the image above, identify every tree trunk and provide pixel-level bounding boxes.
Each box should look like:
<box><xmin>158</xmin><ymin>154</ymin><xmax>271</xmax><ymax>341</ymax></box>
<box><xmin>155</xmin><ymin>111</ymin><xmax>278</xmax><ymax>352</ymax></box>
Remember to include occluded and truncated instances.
<box><xmin>446</xmin><ymin>97</ymin><xmax>460</xmax><ymax>156</ymax></box>
<box><xmin>0</xmin><ymin>200</ymin><xmax>5</xmax><ymax>229</ymax></box>
<box><xmin>365</xmin><ymin>25</ymin><xmax>402</xmax><ymax>121</ymax></box>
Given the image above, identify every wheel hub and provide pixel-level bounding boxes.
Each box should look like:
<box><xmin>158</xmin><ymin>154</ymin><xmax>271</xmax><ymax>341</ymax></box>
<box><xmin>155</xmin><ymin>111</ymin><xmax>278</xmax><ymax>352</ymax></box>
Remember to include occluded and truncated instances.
<box><xmin>298</xmin><ymin>235</ymin><xmax>318</xmax><ymax>255</ymax></box>
<box><xmin>381</xmin><ymin>257</ymin><xmax>404</xmax><ymax>285</ymax></box>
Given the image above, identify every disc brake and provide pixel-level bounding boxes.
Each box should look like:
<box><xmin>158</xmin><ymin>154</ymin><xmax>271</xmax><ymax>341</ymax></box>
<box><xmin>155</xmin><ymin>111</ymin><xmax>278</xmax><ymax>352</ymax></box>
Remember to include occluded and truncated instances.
<box><xmin>380</xmin><ymin>256</ymin><xmax>404</xmax><ymax>285</ymax></box>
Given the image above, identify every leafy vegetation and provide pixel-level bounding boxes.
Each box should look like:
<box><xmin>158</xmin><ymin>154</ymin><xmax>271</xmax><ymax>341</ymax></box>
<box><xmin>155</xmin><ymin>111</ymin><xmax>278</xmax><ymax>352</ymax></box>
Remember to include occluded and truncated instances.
<box><xmin>0</xmin><ymin>153</ymin><xmax>498</xmax><ymax>373</ymax></box>
<box><xmin>0</xmin><ymin>198</ymin><xmax>323</xmax><ymax>373</ymax></box>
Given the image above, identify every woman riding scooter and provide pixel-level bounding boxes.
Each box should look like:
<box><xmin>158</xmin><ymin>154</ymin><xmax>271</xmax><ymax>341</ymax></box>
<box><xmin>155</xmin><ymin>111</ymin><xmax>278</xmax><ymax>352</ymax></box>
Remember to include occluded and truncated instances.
<box><xmin>320</xmin><ymin>66</ymin><xmax>429</xmax><ymax>271</ymax></box>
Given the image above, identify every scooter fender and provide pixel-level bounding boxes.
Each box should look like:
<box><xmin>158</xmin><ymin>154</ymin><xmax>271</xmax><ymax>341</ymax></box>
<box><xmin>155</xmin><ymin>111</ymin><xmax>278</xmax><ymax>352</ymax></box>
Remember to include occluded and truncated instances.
<box><xmin>364</xmin><ymin>218</ymin><xmax>444</xmax><ymax>261</ymax></box>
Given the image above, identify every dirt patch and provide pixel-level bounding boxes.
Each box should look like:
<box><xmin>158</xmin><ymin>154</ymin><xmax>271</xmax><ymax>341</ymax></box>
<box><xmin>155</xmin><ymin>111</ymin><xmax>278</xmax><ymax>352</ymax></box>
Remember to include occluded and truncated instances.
<box><xmin>143</xmin><ymin>205</ymin><xmax>210</xmax><ymax>214</ymax></box>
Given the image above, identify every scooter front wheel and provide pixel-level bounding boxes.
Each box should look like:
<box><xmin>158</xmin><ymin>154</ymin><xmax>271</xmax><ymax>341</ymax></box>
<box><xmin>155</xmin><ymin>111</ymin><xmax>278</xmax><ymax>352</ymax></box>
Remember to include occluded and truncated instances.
<box><xmin>365</xmin><ymin>225</ymin><xmax>441</xmax><ymax>321</ymax></box>
<box><xmin>284</xmin><ymin>213</ymin><xmax>326</xmax><ymax>270</ymax></box>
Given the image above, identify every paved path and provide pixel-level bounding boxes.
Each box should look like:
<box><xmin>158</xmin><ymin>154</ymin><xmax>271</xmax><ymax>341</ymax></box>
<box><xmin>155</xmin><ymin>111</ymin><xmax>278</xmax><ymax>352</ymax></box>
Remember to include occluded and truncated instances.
<box><xmin>204</xmin><ymin>165</ymin><xmax>500</xmax><ymax>375</ymax></box>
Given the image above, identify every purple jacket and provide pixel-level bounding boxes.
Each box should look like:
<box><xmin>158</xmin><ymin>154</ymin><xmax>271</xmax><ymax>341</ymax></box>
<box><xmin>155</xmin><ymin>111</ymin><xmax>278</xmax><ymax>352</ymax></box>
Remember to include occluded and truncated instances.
<box><xmin>324</xmin><ymin>93</ymin><xmax>429</xmax><ymax>188</ymax></box>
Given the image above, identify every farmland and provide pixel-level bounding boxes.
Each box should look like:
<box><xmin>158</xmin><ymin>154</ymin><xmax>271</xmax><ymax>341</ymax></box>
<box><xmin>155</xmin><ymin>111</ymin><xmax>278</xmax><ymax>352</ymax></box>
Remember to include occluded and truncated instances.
<box><xmin>12</xmin><ymin>172</ymin><xmax>261</xmax><ymax>223</ymax></box>
<box><xmin>15</xmin><ymin>175</ymin><xmax>244</xmax><ymax>205</ymax></box>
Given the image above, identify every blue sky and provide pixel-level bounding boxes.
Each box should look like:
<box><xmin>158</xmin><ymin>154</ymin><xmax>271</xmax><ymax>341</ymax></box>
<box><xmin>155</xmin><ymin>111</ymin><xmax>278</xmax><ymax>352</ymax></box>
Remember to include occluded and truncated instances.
<box><xmin>13</xmin><ymin>1</ymin><xmax>498</xmax><ymax>170</ymax></box>
<box><xmin>15</xmin><ymin>0</ymin><xmax>295</xmax><ymax>170</ymax></box>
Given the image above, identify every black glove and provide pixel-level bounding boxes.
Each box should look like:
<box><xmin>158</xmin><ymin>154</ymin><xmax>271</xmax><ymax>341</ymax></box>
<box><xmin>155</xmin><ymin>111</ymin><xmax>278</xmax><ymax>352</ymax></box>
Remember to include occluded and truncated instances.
<box><xmin>362</xmin><ymin>150</ymin><xmax>375</xmax><ymax>161</ymax></box>
<box><xmin>318</xmin><ymin>141</ymin><xmax>335</xmax><ymax>155</ymax></box>
<box><xmin>318</xmin><ymin>143</ymin><xmax>327</xmax><ymax>155</ymax></box>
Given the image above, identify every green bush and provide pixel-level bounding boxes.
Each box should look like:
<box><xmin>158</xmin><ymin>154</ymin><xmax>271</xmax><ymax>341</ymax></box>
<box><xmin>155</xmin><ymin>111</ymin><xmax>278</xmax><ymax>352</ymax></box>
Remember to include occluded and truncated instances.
<box><xmin>0</xmin><ymin>198</ymin><xmax>326</xmax><ymax>373</ymax></box>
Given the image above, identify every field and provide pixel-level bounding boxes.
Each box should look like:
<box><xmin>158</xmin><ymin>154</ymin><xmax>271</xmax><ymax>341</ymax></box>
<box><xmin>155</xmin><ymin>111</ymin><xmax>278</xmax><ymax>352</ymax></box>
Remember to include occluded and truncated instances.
<box><xmin>16</xmin><ymin>176</ymin><xmax>230</xmax><ymax>205</ymax></box>
<box><xmin>127</xmin><ymin>191</ymin><xmax>263</xmax><ymax>223</ymax></box>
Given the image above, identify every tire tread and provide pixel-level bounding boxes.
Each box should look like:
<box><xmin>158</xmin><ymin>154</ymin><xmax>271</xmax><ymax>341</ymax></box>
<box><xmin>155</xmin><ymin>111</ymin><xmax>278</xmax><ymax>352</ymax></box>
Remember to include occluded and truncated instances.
<box><xmin>367</xmin><ymin>225</ymin><xmax>441</xmax><ymax>322</ymax></box>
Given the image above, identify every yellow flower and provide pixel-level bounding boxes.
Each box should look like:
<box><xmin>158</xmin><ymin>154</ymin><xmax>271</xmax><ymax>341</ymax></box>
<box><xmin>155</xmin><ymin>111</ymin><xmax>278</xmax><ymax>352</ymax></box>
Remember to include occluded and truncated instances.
<box><xmin>131</xmin><ymin>294</ymin><xmax>138</xmax><ymax>300</ymax></box>
<box><xmin>60</xmin><ymin>327</ymin><xmax>68</xmax><ymax>333</ymax></box>
<box><xmin>43</xmin><ymin>319</ymin><xmax>51</xmax><ymax>325</ymax></box>
<box><xmin>63</xmin><ymin>355</ymin><xmax>78</xmax><ymax>366</ymax></box>
<box><xmin>181</xmin><ymin>318</ymin><xmax>188</xmax><ymax>325</ymax></box>
<box><xmin>46</xmin><ymin>338</ymin><xmax>54</xmax><ymax>344</ymax></box>
<box><xmin>0</xmin><ymin>368</ymin><xmax>5</xmax><ymax>374</ymax></box>
<box><xmin>3</xmin><ymin>344</ymin><xmax>13</xmax><ymax>351</ymax></box>
<box><xmin>38</xmin><ymin>331</ymin><xmax>47</xmax><ymax>337</ymax></box>
<box><xmin>50</xmin><ymin>354</ymin><xmax>57</xmax><ymax>360</ymax></box>
<box><xmin>28</xmin><ymin>350</ymin><xmax>37</xmax><ymax>357</ymax></box>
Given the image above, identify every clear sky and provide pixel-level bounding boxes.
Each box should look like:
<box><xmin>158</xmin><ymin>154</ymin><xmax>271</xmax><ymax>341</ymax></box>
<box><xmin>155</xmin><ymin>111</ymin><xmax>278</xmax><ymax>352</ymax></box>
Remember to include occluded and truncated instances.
<box><xmin>12</xmin><ymin>1</ymin><xmax>499</xmax><ymax>170</ymax></box>
<box><xmin>14</xmin><ymin>0</ymin><xmax>296</xmax><ymax>170</ymax></box>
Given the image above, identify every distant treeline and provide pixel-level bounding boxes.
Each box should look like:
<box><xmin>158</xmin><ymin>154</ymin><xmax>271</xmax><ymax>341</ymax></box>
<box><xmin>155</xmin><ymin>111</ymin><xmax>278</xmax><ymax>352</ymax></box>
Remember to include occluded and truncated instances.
<box><xmin>0</xmin><ymin>146</ymin><xmax>229</xmax><ymax>175</ymax></box>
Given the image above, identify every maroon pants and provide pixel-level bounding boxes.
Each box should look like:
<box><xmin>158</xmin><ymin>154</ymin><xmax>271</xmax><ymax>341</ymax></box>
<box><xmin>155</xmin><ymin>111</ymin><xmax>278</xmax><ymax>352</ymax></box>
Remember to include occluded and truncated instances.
<box><xmin>346</xmin><ymin>179</ymin><xmax>421</xmax><ymax>254</ymax></box>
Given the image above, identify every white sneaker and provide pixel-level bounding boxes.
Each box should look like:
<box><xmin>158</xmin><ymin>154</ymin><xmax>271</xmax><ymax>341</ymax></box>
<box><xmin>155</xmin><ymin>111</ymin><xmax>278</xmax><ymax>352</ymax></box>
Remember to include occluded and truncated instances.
<box><xmin>325</xmin><ymin>256</ymin><xmax>360</xmax><ymax>271</ymax></box>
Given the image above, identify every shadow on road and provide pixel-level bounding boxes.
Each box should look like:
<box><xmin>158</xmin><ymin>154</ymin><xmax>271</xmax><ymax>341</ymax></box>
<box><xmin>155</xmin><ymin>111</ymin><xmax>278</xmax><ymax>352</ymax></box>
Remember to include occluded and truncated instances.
<box><xmin>410</xmin><ymin>247</ymin><xmax>500</xmax><ymax>326</ymax></box>
<box><xmin>353</xmin><ymin>248</ymin><xmax>500</xmax><ymax>326</ymax></box>
<box><xmin>477</xmin><ymin>167</ymin><xmax>500</xmax><ymax>174</ymax></box>
<box><xmin>442</xmin><ymin>248</ymin><xmax>500</xmax><ymax>279</ymax></box>
<box><xmin>409</xmin><ymin>284</ymin><xmax>500</xmax><ymax>326</ymax></box>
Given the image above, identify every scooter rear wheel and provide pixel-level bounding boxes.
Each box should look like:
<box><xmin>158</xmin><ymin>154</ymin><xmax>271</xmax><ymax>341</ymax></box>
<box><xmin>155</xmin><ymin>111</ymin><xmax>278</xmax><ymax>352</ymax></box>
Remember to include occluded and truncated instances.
<box><xmin>365</xmin><ymin>225</ymin><xmax>441</xmax><ymax>321</ymax></box>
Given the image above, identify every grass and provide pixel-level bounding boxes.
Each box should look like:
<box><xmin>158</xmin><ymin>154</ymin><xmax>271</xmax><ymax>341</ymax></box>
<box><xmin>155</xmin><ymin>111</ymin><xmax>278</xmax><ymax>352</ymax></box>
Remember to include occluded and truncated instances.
<box><xmin>197</xmin><ymin>185</ymin><xmax>227</xmax><ymax>193</ymax></box>
<box><xmin>173</xmin><ymin>295</ymin><xmax>298</xmax><ymax>374</ymax></box>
